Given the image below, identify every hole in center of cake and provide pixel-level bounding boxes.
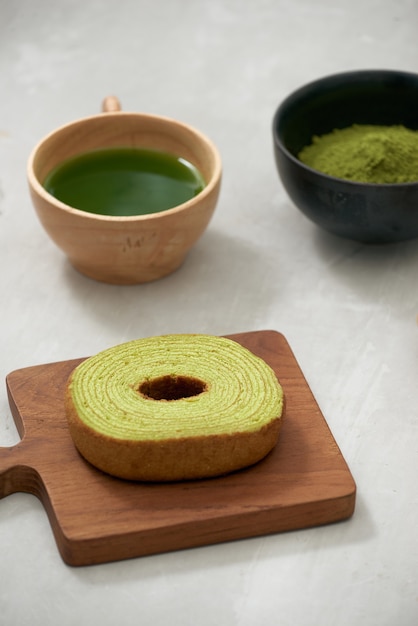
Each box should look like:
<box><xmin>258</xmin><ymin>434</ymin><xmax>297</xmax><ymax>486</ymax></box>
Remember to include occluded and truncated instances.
<box><xmin>138</xmin><ymin>375</ymin><xmax>208</xmax><ymax>401</ymax></box>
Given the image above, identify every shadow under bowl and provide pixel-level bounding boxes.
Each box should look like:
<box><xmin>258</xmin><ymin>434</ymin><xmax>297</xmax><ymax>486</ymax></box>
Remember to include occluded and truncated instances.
<box><xmin>272</xmin><ymin>69</ymin><xmax>418</xmax><ymax>243</ymax></box>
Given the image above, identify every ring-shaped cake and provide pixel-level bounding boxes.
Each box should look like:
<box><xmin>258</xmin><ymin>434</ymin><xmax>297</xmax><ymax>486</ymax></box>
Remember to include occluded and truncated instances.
<box><xmin>65</xmin><ymin>334</ymin><xmax>284</xmax><ymax>481</ymax></box>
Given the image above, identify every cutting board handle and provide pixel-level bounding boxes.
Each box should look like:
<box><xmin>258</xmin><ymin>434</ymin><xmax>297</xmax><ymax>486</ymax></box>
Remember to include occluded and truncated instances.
<box><xmin>0</xmin><ymin>443</ymin><xmax>40</xmax><ymax>499</ymax></box>
<box><xmin>2</xmin><ymin>370</ymin><xmax>53</xmax><ymax>500</ymax></box>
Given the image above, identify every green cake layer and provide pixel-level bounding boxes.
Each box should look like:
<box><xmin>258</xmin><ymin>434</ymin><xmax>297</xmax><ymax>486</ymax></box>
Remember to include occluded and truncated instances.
<box><xmin>67</xmin><ymin>334</ymin><xmax>284</xmax><ymax>442</ymax></box>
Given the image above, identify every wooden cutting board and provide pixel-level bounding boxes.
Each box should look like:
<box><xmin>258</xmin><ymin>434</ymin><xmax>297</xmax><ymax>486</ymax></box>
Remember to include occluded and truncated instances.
<box><xmin>0</xmin><ymin>330</ymin><xmax>356</xmax><ymax>567</ymax></box>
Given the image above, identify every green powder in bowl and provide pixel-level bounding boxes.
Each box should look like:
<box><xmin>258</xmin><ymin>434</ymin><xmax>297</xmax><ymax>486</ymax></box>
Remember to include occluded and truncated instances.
<box><xmin>298</xmin><ymin>124</ymin><xmax>418</xmax><ymax>184</ymax></box>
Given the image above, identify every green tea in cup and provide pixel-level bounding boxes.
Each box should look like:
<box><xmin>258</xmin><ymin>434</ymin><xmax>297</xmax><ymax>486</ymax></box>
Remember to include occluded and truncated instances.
<box><xmin>28</xmin><ymin>100</ymin><xmax>221</xmax><ymax>284</ymax></box>
<box><xmin>43</xmin><ymin>147</ymin><xmax>206</xmax><ymax>216</ymax></box>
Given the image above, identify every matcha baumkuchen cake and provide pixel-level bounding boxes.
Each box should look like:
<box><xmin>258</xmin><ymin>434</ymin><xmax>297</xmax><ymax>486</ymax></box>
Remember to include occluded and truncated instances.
<box><xmin>65</xmin><ymin>334</ymin><xmax>284</xmax><ymax>481</ymax></box>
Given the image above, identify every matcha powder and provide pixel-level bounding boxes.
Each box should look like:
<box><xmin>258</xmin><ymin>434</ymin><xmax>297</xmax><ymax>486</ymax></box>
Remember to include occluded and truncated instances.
<box><xmin>298</xmin><ymin>124</ymin><xmax>418</xmax><ymax>183</ymax></box>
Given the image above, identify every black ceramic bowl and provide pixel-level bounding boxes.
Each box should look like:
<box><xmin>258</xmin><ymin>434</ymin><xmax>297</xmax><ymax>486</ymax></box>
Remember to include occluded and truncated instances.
<box><xmin>272</xmin><ymin>69</ymin><xmax>418</xmax><ymax>243</ymax></box>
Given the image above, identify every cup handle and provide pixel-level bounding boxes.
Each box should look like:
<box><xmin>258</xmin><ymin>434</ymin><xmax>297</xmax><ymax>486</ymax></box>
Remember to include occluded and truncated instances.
<box><xmin>101</xmin><ymin>96</ymin><xmax>121</xmax><ymax>112</ymax></box>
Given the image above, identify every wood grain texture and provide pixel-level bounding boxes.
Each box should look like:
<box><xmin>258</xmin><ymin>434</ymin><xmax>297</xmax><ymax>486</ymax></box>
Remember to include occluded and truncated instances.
<box><xmin>0</xmin><ymin>331</ymin><xmax>356</xmax><ymax>566</ymax></box>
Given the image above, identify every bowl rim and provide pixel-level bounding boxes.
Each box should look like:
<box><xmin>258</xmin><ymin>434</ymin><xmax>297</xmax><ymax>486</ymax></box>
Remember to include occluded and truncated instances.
<box><xmin>27</xmin><ymin>110</ymin><xmax>222</xmax><ymax>222</ymax></box>
<box><xmin>272</xmin><ymin>68</ymin><xmax>418</xmax><ymax>189</ymax></box>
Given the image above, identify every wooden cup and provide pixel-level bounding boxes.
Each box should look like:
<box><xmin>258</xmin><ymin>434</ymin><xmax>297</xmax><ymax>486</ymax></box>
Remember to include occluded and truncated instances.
<box><xmin>27</xmin><ymin>97</ymin><xmax>222</xmax><ymax>284</ymax></box>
